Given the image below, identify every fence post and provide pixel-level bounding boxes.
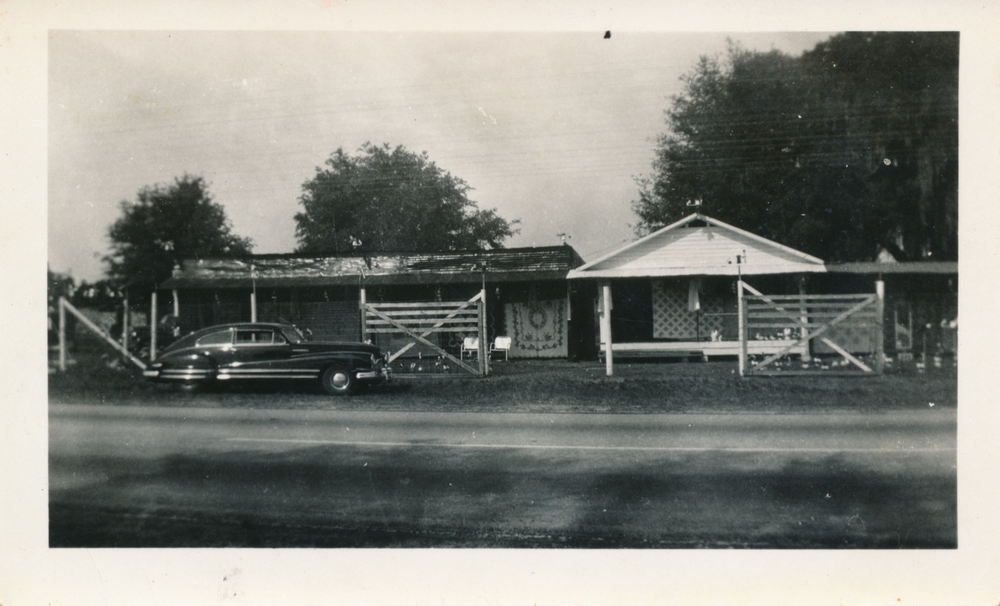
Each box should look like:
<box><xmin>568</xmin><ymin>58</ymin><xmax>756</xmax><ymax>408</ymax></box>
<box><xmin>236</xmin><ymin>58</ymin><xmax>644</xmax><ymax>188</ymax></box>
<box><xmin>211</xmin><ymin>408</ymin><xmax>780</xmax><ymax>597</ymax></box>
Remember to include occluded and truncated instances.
<box><xmin>875</xmin><ymin>280</ymin><xmax>885</xmax><ymax>374</ymax></box>
<box><xmin>359</xmin><ymin>286</ymin><xmax>368</xmax><ymax>343</ymax></box>
<box><xmin>798</xmin><ymin>279</ymin><xmax>811</xmax><ymax>362</ymax></box>
<box><xmin>150</xmin><ymin>291</ymin><xmax>158</xmax><ymax>361</ymax></box>
<box><xmin>122</xmin><ymin>292</ymin><xmax>130</xmax><ymax>361</ymax></box>
<box><xmin>478</xmin><ymin>289</ymin><xmax>488</xmax><ymax>376</ymax></box>
<box><xmin>58</xmin><ymin>297</ymin><xmax>67</xmax><ymax>372</ymax></box>
<box><xmin>737</xmin><ymin>279</ymin><xmax>746</xmax><ymax>376</ymax></box>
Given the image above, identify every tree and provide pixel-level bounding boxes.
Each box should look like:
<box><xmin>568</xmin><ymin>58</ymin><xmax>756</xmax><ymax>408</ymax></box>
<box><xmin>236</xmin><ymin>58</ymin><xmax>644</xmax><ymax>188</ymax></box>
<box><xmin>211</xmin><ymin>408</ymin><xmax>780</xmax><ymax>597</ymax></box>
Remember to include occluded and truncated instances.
<box><xmin>71</xmin><ymin>278</ymin><xmax>123</xmax><ymax>311</ymax></box>
<box><xmin>295</xmin><ymin>143</ymin><xmax>518</xmax><ymax>253</ymax></box>
<box><xmin>105</xmin><ymin>175</ymin><xmax>253</xmax><ymax>300</ymax></box>
<box><xmin>633</xmin><ymin>33</ymin><xmax>958</xmax><ymax>262</ymax></box>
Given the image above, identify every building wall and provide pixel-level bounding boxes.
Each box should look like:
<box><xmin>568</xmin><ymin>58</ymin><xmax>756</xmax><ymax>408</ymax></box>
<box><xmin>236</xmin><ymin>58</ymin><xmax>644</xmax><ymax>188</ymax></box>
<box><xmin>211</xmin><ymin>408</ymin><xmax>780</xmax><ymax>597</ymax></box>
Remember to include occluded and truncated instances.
<box><xmin>170</xmin><ymin>278</ymin><xmax>591</xmax><ymax>360</ymax></box>
<box><xmin>174</xmin><ymin>287</ymin><xmax>362</xmax><ymax>342</ymax></box>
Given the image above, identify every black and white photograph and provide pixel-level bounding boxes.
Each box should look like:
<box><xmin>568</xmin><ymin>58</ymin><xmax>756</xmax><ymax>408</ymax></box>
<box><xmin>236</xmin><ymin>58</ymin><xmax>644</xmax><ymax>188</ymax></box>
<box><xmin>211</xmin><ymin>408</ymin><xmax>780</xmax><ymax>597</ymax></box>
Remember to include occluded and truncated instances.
<box><xmin>4</xmin><ymin>1</ymin><xmax>1000</xmax><ymax>605</ymax></box>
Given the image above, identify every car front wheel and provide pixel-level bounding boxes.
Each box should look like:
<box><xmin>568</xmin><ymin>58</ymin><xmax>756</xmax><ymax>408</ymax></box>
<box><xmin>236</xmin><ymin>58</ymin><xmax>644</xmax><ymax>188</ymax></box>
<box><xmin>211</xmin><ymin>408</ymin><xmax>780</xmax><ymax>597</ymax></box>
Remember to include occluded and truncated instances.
<box><xmin>321</xmin><ymin>366</ymin><xmax>355</xmax><ymax>395</ymax></box>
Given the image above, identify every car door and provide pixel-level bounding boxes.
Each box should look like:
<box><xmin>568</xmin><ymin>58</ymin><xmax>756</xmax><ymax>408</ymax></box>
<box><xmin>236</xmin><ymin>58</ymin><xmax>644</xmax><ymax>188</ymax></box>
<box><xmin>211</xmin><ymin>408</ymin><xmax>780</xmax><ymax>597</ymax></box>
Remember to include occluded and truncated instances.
<box><xmin>227</xmin><ymin>327</ymin><xmax>313</xmax><ymax>379</ymax></box>
<box><xmin>189</xmin><ymin>327</ymin><xmax>236</xmax><ymax>378</ymax></box>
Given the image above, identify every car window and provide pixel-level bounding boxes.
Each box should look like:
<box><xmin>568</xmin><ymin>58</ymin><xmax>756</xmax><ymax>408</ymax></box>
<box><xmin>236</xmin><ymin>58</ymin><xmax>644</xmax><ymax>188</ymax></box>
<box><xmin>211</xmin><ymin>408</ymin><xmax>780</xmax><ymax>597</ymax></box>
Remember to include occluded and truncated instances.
<box><xmin>235</xmin><ymin>329</ymin><xmax>277</xmax><ymax>345</ymax></box>
<box><xmin>280</xmin><ymin>327</ymin><xmax>305</xmax><ymax>343</ymax></box>
<box><xmin>195</xmin><ymin>330</ymin><xmax>232</xmax><ymax>347</ymax></box>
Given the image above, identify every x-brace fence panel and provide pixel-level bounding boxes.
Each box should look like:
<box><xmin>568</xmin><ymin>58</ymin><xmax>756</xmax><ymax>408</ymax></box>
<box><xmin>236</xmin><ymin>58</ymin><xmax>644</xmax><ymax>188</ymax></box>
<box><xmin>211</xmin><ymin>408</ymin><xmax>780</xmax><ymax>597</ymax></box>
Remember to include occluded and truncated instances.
<box><xmin>362</xmin><ymin>292</ymin><xmax>485</xmax><ymax>376</ymax></box>
<box><xmin>739</xmin><ymin>282</ymin><xmax>884</xmax><ymax>376</ymax></box>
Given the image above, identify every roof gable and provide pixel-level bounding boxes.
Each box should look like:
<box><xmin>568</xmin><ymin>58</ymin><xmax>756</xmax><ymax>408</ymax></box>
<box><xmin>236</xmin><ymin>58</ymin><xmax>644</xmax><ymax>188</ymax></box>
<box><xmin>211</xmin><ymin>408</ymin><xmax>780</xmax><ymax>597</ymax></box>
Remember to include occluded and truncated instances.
<box><xmin>570</xmin><ymin>214</ymin><xmax>825</xmax><ymax>278</ymax></box>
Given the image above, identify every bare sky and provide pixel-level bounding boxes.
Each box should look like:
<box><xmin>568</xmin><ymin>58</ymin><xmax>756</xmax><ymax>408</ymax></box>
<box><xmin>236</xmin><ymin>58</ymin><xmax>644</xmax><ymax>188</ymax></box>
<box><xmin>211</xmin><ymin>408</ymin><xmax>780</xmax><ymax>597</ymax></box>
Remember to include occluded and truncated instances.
<box><xmin>49</xmin><ymin>31</ymin><xmax>833</xmax><ymax>282</ymax></box>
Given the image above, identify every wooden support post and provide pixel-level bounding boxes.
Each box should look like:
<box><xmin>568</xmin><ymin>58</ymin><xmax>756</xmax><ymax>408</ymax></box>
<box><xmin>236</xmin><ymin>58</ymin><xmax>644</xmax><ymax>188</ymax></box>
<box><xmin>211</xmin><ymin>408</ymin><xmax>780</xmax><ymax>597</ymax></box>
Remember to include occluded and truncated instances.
<box><xmin>875</xmin><ymin>279</ymin><xmax>885</xmax><ymax>374</ymax></box>
<box><xmin>600</xmin><ymin>281</ymin><xmax>613</xmax><ymax>376</ymax></box>
<box><xmin>359</xmin><ymin>286</ymin><xmax>368</xmax><ymax>343</ymax></box>
<box><xmin>58</xmin><ymin>297</ymin><xmax>67</xmax><ymax>372</ymax></box>
<box><xmin>173</xmin><ymin>289</ymin><xmax>180</xmax><ymax>318</ymax></box>
<box><xmin>478</xmin><ymin>287</ymin><xmax>488</xmax><ymax>376</ymax></box>
<box><xmin>798</xmin><ymin>279</ymin><xmax>811</xmax><ymax>362</ymax></box>
<box><xmin>122</xmin><ymin>293</ymin><xmax>130</xmax><ymax>359</ymax></box>
<box><xmin>150</xmin><ymin>291</ymin><xmax>158</xmax><ymax>361</ymax></box>
<box><xmin>566</xmin><ymin>282</ymin><xmax>573</xmax><ymax>361</ymax></box>
<box><xmin>737</xmin><ymin>279</ymin><xmax>747</xmax><ymax>376</ymax></box>
<box><xmin>250</xmin><ymin>289</ymin><xmax>257</xmax><ymax>323</ymax></box>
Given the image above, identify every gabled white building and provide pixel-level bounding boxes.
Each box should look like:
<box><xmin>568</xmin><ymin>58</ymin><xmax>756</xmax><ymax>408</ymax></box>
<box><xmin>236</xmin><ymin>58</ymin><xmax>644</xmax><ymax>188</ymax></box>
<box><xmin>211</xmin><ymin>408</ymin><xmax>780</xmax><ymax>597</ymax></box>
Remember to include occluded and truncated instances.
<box><xmin>568</xmin><ymin>214</ymin><xmax>826</xmax><ymax>369</ymax></box>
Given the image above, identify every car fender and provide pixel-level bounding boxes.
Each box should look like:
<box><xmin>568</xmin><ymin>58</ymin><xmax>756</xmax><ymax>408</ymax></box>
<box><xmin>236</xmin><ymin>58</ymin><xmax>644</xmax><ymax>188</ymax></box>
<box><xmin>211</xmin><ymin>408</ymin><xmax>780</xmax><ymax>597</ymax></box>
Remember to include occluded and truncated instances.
<box><xmin>154</xmin><ymin>350</ymin><xmax>218</xmax><ymax>382</ymax></box>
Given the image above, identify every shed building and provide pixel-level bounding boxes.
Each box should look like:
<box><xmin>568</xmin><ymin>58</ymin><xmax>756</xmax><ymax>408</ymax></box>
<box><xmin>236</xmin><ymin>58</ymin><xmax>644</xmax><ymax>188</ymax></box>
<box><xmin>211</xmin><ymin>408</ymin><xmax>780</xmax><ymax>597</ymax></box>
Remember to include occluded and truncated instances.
<box><xmin>158</xmin><ymin>246</ymin><xmax>593</xmax><ymax>361</ymax></box>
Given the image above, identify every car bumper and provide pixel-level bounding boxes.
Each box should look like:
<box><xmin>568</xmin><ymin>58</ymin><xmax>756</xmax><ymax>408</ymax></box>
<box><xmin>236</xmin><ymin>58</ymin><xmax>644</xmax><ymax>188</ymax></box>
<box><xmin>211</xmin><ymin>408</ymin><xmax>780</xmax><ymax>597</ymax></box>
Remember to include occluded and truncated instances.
<box><xmin>143</xmin><ymin>368</ymin><xmax>212</xmax><ymax>381</ymax></box>
<box><xmin>356</xmin><ymin>368</ymin><xmax>391</xmax><ymax>382</ymax></box>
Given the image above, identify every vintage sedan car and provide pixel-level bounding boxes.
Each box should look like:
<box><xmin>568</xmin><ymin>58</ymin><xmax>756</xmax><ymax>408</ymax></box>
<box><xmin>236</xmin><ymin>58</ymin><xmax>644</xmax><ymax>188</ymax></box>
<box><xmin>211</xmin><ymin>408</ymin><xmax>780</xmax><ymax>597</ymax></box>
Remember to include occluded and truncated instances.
<box><xmin>143</xmin><ymin>322</ymin><xmax>389</xmax><ymax>394</ymax></box>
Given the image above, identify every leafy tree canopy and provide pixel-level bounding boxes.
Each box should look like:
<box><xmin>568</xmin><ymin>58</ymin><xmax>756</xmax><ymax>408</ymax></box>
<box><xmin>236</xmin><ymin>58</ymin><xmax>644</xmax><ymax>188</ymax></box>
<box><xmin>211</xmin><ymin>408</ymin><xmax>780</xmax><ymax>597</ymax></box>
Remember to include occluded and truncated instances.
<box><xmin>105</xmin><ymin>175</ymin><xmax>253</xmax><ymax>298</ymax></box>
<box><xmin>633</xmin><ymin>32</ymin><xmax>958</xmax><ymax>262</ymax></box>
<box><xmin>295</xmin><ymin>143</ymin><xmax>518</xmax><ymax>254</ymax></box>
<box><xmin>71</xmin><ymin>278</ymin><xmax>125</xmax><ymax>311</ymax></box>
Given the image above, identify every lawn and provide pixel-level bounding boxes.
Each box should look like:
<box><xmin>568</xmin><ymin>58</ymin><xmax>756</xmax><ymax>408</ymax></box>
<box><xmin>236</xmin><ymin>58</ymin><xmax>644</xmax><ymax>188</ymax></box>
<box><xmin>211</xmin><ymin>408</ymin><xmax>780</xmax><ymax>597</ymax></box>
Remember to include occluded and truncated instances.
<box><xmin>49</xmin><ymin>349</ymin><xmax>957</xmax><ymax>414</ymax></box>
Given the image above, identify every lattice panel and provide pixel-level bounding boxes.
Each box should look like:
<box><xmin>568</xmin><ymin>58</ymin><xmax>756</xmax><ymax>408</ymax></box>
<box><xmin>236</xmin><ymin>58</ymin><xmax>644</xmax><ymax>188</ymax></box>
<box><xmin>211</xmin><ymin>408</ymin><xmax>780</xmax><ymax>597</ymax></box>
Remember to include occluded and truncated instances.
<box><xmin>700</xmin><ymin>297</ymin><xmax>725</xmax><ymax>336</ymax></box>
<box><xmin>652</xmin><ymin>281</ymin><xmax>725</xmax><ymax>339</ymax></box>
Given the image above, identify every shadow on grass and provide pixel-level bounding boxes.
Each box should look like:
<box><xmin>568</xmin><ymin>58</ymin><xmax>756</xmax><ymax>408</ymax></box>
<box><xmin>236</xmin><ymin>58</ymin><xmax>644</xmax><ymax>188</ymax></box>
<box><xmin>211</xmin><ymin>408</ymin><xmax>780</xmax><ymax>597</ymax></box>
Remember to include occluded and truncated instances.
<box><xmin>50</xmin><ymin>351</ymin><xmax>957</xmax><ymax>413</ymax></box>
<box><xmin>50</xmin><ymin>446</ymin><xmax>956</xmax><ymax>549</ymax></box>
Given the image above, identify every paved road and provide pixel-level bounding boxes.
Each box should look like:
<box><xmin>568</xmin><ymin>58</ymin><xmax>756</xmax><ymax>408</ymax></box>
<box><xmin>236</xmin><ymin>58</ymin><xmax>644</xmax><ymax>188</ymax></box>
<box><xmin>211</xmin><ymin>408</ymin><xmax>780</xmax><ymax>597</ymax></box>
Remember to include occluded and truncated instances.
<box><xmin>49</xmin><ymin>404</ymin><xmax>956</xmax><ymax>548</ymax></box>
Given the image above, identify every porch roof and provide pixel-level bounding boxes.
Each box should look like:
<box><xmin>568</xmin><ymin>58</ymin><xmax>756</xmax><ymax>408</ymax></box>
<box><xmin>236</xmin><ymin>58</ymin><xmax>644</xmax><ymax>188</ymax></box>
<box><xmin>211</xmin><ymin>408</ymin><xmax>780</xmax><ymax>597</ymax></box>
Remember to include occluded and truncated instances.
<box><xmin>823</xmin><ymin>261</ymin><xmax>957</xmax><ymax>274</ymax></box>
<box><xmin>568</xmin><ymin>213</ymin><xmax>826</xmax><ymax>279</ymax></box>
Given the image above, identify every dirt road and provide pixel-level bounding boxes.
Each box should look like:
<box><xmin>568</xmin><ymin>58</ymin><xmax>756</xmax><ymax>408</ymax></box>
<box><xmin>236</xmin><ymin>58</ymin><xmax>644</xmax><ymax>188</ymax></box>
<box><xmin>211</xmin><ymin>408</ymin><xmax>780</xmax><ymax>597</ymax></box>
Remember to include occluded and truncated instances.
<box><xmin>49</xmin><ymin>404</ymin><xmax>956</xmax><ymax>548</ymax></box>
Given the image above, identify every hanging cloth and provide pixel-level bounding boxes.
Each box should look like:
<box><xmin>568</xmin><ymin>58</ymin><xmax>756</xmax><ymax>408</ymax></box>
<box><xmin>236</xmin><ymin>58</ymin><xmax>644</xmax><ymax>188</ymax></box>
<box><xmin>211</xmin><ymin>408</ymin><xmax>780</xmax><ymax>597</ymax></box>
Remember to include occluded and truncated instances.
<box><xmin>687</xmin><ymin>278</ymin><xmax>701</xmax><ymax>312</ymax></box>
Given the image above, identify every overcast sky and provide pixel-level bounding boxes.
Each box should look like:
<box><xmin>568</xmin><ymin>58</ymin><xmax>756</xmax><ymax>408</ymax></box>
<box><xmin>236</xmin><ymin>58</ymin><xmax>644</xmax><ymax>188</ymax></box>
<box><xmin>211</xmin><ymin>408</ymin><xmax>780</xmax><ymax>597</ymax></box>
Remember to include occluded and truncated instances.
<box><xmin>49</xmin><ymin>31</ymin><xmax>834</xmax><ymax>283</ymax></box>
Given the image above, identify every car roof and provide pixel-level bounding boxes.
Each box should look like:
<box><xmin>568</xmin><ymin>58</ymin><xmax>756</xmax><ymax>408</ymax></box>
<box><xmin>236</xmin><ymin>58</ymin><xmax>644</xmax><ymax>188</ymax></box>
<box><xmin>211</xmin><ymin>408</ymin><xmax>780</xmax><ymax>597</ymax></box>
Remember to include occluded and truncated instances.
<box><xmin>187</xmin><ymin>322</ymin><xmax>292</xmax><ymax>335</ymax></box>
<box><xmin>160</xmin><ymin>322</ymin><xmax>301</xmax><ymax>352</ymax></box>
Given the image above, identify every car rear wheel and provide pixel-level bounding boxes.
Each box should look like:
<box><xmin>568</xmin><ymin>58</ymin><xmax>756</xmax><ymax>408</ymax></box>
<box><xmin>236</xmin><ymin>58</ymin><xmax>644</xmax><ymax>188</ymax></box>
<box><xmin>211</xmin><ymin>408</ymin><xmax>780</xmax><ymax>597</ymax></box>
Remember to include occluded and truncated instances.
<box><xmin>321</xmin><ymin>366</ymin><xmax>355</xmax><ymax>395</ymax></box>
<box><xmin>177</xmin><ymin>379</ymin><xmax>209</xmax><ymax>394</ymax></box>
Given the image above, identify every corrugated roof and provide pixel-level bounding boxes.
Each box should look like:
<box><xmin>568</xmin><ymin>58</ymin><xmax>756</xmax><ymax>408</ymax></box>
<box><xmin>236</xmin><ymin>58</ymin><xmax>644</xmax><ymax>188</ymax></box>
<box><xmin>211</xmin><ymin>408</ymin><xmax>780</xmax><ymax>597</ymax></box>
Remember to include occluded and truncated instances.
<box><xmin>824</xmin><ymin>261</ymin><xmax>958</xmax><ymax>274</ymax></box>
<box><xmin>160</xmin><ymin>246</ymin><xmax>584</xmax><ymax>290</ymax></box>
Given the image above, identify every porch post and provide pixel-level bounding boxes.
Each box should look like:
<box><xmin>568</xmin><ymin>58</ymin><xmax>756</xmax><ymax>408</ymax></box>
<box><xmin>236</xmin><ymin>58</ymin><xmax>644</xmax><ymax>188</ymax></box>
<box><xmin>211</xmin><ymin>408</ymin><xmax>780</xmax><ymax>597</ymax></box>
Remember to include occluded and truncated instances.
<box><xmin>875</xmin><ymin>279</ymin><xmax>886</xmax><ymax>374</ymax></box>
<box><xmin>600</xmin><ymin>280</ymin><xmax>613</xmax><ymax>376</ymax></box>
<box><xmin>150</xmin><ymin>291</ymin><xmax>158</xmax><ymax>361</ymax></box>
<box><xmin>173</xmin><ymin>289</ymin><xmax>179</xmax><ymax>317</ymax></box>
<box><xmin>250</xmin><ymin>289</ymin><xmax>257</xmax><ymax>323</ymax></box>
<box><xmin>737</xmin><ymin>279</ymin><xmax>746</xmax><ymax>376</ymax></box>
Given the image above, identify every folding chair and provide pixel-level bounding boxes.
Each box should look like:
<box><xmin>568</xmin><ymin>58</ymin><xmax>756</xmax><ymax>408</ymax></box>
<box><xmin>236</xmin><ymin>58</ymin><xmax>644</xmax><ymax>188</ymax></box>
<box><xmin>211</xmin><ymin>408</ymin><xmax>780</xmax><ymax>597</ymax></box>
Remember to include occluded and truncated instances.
<box><xmin>490</xmin><ymin>336</ymin><xmax>512</xmax><ymax>361</ymax></box>
<box><xmin>461</xmin><ymin>336</ymin><xmax>479</xmax><ymax>360</ymax></box>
